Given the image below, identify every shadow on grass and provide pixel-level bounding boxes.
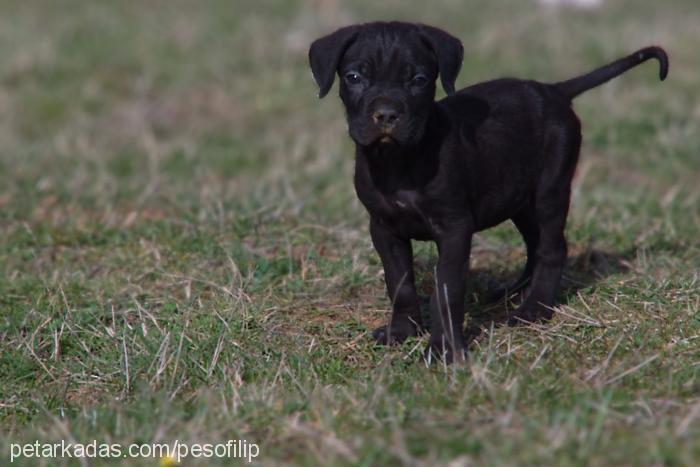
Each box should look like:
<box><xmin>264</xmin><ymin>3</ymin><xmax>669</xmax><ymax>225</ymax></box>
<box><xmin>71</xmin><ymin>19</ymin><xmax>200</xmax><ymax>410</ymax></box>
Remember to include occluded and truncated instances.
<box><xmin>414</xmin><ymin>247</ymin><xmax>637</xmax><ymax>345</ymax></box>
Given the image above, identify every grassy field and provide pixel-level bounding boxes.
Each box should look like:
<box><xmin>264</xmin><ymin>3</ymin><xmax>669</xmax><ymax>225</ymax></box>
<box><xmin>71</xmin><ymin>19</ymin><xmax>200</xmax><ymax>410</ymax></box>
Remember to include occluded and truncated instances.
<box><xmin>1</xmin><ymin>0</ymin><xmax>699</xmax><ymax>465</ymax></box>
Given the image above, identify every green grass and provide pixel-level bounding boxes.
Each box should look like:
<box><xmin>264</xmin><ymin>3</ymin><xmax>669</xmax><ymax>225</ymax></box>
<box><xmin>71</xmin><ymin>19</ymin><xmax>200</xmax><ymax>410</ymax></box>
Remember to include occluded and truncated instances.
<box><xmin>1</xmin><ymin>0</ymin><xmax>699</xmax><ymax>465</ymax></box>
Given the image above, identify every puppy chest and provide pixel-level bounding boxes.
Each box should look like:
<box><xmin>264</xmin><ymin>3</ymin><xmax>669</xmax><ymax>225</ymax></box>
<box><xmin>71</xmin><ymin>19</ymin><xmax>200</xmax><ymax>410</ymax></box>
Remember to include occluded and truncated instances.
<box><xmin>380</xmin><ymin>190</ymin><xmax>437</xmax><ymax>240</ymax></box>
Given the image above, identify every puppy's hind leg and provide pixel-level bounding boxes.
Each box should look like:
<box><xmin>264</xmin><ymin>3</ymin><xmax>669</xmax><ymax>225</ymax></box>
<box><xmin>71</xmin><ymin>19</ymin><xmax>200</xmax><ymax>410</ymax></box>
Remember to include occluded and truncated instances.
<box><xmin>487</xmin><ymin>207</ymin><xmax>539</xmax><ymax>303</ymax></box>
<box><xmin>508</xmin><ymin>119</ymin><xmax>581</xmax><ymax>326</ymax></box>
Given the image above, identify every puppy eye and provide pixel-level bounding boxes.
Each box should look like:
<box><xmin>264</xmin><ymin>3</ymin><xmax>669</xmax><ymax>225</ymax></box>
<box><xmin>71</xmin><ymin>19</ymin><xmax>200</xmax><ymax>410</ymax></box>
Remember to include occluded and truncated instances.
<box><xmin>344</xmin><ymin>72</ymin><xmax>363</xmax><ymax>85</ymax></box>
<box><xmin>411</xmin><ymin>74</ymin><xmax>429</xmax><ymax>87</ymax></box>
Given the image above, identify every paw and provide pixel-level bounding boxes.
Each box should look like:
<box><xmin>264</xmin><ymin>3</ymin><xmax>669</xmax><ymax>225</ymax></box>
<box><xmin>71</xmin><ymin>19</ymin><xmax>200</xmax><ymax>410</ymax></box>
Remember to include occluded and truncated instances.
<box><xmin>423</xmin><ymin>332</ymin><xmax>467</xmax><ymax>365</ymax></box>
<box><xmin>372</xmin><ymin>319</ymin><xmax>420</xmax><ymax>345</ymax></box>
<box><xmin>507</xmin><ymin>301</ymin><xmax>554</xmax><ymax>327</ymax></box>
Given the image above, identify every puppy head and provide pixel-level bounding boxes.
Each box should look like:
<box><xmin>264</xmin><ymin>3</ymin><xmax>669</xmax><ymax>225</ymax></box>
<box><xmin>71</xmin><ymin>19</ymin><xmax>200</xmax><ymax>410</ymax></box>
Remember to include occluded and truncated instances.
<box><xmin>309</xmin><ymin>22</ymin><xmax>463</xmax><ymax>148</ymax></box>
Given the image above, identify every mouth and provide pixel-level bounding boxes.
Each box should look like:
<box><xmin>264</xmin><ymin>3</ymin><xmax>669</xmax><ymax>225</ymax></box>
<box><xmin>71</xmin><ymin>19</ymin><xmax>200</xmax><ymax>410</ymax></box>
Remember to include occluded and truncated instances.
<box><xmin>349</xmin><ymin>120</ymin><xmax>416</xmax><ymax>148</ymax></box>
<box><xmin>377</xmin><ymin>127</ymin><xmax>397</xmax><ymax>144</ymax></box>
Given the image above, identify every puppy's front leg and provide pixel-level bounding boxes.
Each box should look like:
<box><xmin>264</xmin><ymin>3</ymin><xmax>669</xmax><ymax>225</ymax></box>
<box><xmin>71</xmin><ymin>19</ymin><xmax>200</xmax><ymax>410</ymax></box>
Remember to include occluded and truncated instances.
<box><xmin>369</xmin><ymin>218</ymin><xmax>422</xmax><ymax>345</ymax></box>
<box><xmin>427</xmin><ymin>224</ymin><xmax>473</xmax><ymax>363</ymax></box>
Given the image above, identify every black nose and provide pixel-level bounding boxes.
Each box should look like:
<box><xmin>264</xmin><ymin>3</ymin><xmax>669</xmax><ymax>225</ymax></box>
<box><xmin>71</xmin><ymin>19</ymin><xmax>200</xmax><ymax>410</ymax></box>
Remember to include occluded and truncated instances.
<box><xmin>372</xmin><ymin>105</ymin><xmax>401</xmax><ymax>126</ymax></box>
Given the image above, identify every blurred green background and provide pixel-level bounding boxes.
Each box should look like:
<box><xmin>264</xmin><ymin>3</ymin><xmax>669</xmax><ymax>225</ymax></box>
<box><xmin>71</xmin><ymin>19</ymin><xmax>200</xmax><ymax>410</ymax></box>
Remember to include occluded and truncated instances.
<box><xmin>1</xmin><ymin>0</ymin><xmax>699</xmax><ymax>465</ymax></box>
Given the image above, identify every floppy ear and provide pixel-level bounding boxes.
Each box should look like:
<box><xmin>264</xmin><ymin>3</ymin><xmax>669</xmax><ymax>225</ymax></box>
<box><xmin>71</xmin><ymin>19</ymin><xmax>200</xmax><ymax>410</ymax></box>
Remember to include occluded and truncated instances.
<box><xmin>418</xmin><ymin>25</ymin><xmax>464</xmax><ymax>96</ymax></box>
<box><xmin>309</xmin><ymin>26</ymin><xmax>359</xmax><ymax>98</ymax></box>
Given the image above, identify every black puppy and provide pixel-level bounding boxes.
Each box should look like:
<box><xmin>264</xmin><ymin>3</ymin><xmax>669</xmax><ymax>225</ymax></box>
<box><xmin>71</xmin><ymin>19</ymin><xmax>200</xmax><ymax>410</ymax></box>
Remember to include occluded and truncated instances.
<box><xmin>308</xmin><ymin>22</ymin><xmax>667</xmax><ymax>361</ymax></box>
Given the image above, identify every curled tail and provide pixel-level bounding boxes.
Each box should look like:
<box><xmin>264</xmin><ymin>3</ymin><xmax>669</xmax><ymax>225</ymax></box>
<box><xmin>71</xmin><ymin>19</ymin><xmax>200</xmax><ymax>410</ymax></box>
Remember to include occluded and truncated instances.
<box><xmin>554</xmin><ymin>46</ymin><xmax>668</xmax><ymax>100</ymax></box>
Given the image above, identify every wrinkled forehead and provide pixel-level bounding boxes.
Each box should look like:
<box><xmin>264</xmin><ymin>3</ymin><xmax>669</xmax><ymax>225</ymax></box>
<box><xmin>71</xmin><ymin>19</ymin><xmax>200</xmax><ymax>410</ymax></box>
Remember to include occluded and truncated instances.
<box><xmin>340</xmin><ymin>26</ymin><xmax>437</xmax><ymax>76</ymax></box>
